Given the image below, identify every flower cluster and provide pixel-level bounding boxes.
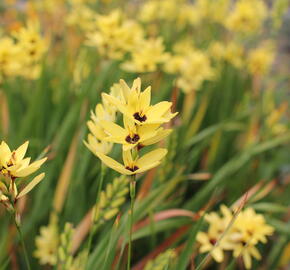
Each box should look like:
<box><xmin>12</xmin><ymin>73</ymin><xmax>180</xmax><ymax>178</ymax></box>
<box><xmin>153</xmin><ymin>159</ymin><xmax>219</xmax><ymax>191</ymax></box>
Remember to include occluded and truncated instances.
<box><xmin>86</xmin><ymin>9</ymin><xmax>143</xmax><ymax>60</ymax></box>
<box><xmin>85</xmin><ymin>78</ymin><xmax>177</xmax><ymax>176</ymax></box>
<box><xmin>225</xmin><ymin>0</ymin><xmax>268</xmax><ymax>34</ymax></box>
<box><xmin>165</xmin><ymin>46</ymin><xmax>215</xmax><ymax>93</ymax></box>
<box><xmin>197</xmin><ymin>205</ymin><xmax>274</xmax><ymax>269</ymax></box>
<box><xmin>0</xmin><ymin>19</ymin><xmax>47</xmax><ymax>82</ymax></box>
<box><xmin>0</xmin><ymin>141</ymin><xmax>47</xmax><ymax>212</ymax></box>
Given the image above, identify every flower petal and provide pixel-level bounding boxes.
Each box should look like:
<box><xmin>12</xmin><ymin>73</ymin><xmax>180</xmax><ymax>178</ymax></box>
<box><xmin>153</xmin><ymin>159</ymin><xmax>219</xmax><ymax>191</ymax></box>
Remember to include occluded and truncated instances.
<box><xmin>100</xmin><ymin>120</ymin><xmax>126</xmax><ymax>137</ymax></box>
<box><xmin>142</xmin><ymin>129</ymin><xmax>172</xmax><ymax>146</ymax></box>
<box><xmin>96</xmin><ymin>152</ymin><xmax>131</xmax><ymax>175</ymax></box>
<box><xmin>14</xmin><ymin>157</ymin><xmax>47</xmax><ymax>177</ymax></box>
<box><xmin>15</xmin><ymin>141</ymin><xmax>29</xmax><ymax>162</ymax></box>
<box><xmin>139</xmin><ymin>86</ymin><xmax>151</xmax><ymax>111</ymax></box>
<box><xmin>17</xmin><ymin>173</ymin><xmax>45</xmax><ymax>198</ymax></box>
<box><xmin>146</xmin><ymin>101</ymin><xmax>172</xmax><ymax>119</ymax></box>
<box><xmin>136</xmin><ymin>148</ymin><xmax>167</xmax><ymax>168</ymax></box>
<box><xmin>0</xmin><ymin>141</ymin><xmax>11</xmax><ymax>166</ymax></box>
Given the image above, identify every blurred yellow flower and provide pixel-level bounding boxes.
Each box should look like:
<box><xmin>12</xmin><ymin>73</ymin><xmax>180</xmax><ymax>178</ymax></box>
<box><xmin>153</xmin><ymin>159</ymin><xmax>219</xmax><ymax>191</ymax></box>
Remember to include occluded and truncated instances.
<box><xmin>195</xmin><ymin>0</ymin><xmax>230</xmax><ymax>24</ymax></box>
<box><xmin>121</xmin><ymin>37</ymin><xmax>168</xmax><ymax>73</ymax></box>
<box><xmin>223</xmin><ymin>42</ymin><xmax>244</xmax><ymax>68</ymax></box>
<box><xmin>0</xmin><ymin>37</ymin><xmax>21</xmax><ymax>80</ymax></box>
<box><xmin>168</xmin><ymin>50</ymin><xmax>215</xmax><ymax>93</ymax></box>
<box><xmin>34</xmin><ymin>221</ymin><xmax>59</xmax><ymax>265</ymax></box>
<box><xmin>247</xmin><ymin>42</ymin><xmax>275</xmax><ymax>76</ymax></box>
<box><xmin>66</xmin><ymin>4</ymin><xmax>97</xmax><ymax>32</ymax></box>
<box><xmin>225</xmin><ymin>0</ymin><xmax>268</xmax><ymax>34</ymax></box>
<box><xmin>86</xmin><ymin>10</ymin><xmax>143</xmax><ymax>60</ymax></box>
<box><xmin>197</xmin><ymin>205</ymin><xmax>274</xmax><ymax>269</ymax></box>
<box><xmin>13</xmin><ymin>19</ymin><xmax>47</xmax><ymax>79</ymax></box>
<box><xmin>231</xmin><ymin>208</ymin><xmax>274</xmax><ymax>269</ymax></box>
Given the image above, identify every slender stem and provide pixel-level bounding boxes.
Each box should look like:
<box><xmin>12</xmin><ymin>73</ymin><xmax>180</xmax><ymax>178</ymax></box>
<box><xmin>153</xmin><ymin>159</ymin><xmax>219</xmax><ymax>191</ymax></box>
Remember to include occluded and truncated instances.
<box><xmin>127</xmin><ymin>175</ymin><xmax>136</xmax><ymax>270</ymax></box>
<box><xmin>85</xmin><ymin>165</ymin><xmax>106</xmax><ymax>270</ymax></box>
<box><xmin>14</xmin><ymin>214</ymin><xmax>31</xmax><ymax>270</ymax></box>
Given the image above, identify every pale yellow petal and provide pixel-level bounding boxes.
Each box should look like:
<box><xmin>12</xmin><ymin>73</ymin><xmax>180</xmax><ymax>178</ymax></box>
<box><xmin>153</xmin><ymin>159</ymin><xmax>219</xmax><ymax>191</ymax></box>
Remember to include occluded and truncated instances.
<box><xmin>100</xmin><ymin>120</ymin><xmax>126</xmax><ymax>137</ymax></box>
<box><xmin>119</xmin><ymin>79</ymin><xmax>131</xmax><ymax>100</ymax></box>
<box><xmin>212</xmin><ymin>248</ymin><xmax>223</xmax><ymax>263</ymax></box>
<box><xmin>142</xmin><ymin>129</ymin><xmax>172</xmax><ymax>146</ymax></box>
<box><xmin>96</xmin><ymin>152</ymin><xmax>131</xmax><ymax>175</ymax></box>
<box><xmin>17</xmin><ymin>173</ymin><xmax>45</xmax><ymax>198</ymax></box>
<box><xmin>135</xmin><ymin>161</ymin><xmax>161</xmax><ymax>174</ymax></box>
<box><xmin>14</xmin><ymin>157</ymin><xmax>47</xmax><ymax>177</ymax></box>
<box><xmin>136</xmin><ymin>148</ymin><xmax>167</xmax><ymax>168</ymax></box>
<box><xmin>132</xmin><ymin>77</ymin><xmax>141</xmax><ymax>94</ymax></box>
<box><xmin>139</xmin><ymin>86</ymin><xmax>151</xmax><ymax>111</ymax></box>
<box><xmin>0</xmin><ymin>141</ymin><xmax>11</xmax><ymax>166</ymax></box>
<box><xmin>243</xmin><ymin>251</ymin><xmax>252</xmax><ymax>269</ymax></box>
<box><xmin>87</xmin><ymin>121</ymin><xmax>106</xmax><ymax>140</ymax></box>
<box><xmin>146</xmin><ymin>101</ymin><xmax>172</xmax><ymax>119</ymax></box>
<box><xmin>15</xmin><ymin>141</ymin><xmax>29</xmax><ymax>162</ymax></box>
<box><xmin>122</xmin><ymin>150</ymin><xmax>133</xmax><ymax>167</ymax></box>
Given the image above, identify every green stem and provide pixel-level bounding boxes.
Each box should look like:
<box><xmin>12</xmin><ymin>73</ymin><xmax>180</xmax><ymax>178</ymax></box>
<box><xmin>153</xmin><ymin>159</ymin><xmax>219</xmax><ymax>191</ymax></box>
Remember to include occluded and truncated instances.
<box><xmin>14</xmin><ymin>214</ymin><xmax>31</xmax><ymax>270</ymax></box>
<box><xmin>127</xmin><ymin>176</ymin><xmax>136</xmax><ymax>270</ymax></box>
<box><xmin>85</xmin><ymin>165</ymin><xmax>106</xmax><ymax>270</ymax></box>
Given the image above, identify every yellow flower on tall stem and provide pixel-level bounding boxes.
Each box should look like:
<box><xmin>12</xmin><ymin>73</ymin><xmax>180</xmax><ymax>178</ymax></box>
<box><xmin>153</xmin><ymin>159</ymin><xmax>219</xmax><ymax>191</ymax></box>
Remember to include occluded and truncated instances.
<box><xmin>85</xmin><ymin>77</ymin><xmax>177</xmax><ymax>270</ymax></box>
<box><xmin>0</xmin><ymin>140</ymin><xmax>47</xmax><ymax>270</ymax></box>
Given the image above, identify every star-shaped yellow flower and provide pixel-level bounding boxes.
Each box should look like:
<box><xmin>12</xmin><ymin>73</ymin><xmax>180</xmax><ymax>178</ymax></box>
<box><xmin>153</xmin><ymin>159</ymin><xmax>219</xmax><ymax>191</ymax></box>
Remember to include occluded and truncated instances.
<box><xmin>102</xmin><ymin>78</ymin><xmax>177</xmax><ymax>125</ymax></box>
<box><xmin>95</xmin><ymin>148</ymin><xmax>168</xmax><ymax>175</ymax></box>
<box><xmin>0</xmin><ymin>141</ymin><xmax>47</xmax><ymax>178</ymax></box>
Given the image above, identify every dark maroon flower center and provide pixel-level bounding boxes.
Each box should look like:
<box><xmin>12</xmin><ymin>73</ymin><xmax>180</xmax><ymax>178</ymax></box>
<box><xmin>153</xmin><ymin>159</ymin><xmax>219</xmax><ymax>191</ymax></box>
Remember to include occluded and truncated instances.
<box><xmin>125</xmin><ymin>134</ymin><xmax>140</xmax><ymax>144</ymax></box>
<box><xmin>133</xmin><ymin>112</ymin><xmax>147</xmax><ymax>122</ymax></box>
<box><xmin>209</xmin><ymin>238</ymin><xmax>217</xmax><ymax>245</ymax></box>
<box><xmin>125</xmin><ymin>166</ymin><xmax>139</xmax><ymax>172</ymax></box>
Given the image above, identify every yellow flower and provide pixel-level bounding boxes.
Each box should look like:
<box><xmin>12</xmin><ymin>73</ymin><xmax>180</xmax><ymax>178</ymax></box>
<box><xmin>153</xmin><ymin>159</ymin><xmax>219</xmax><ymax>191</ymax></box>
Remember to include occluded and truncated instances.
<box><xmin>247</xmin><ymin>42</ymin><xmax>275</xmax><ymax>76</ymax></box>
<box><xmin>225</xmin><ymin>0</ymin><xmax>267</xmax><ymax>34</ymax></box>
<box><xmin>14</xmin><ymin>20</ymin><xmax>47</xmax><ymax>63</ymax></box>
<box><xmin>195</xmin><ymin>0</ymin><xmax>230</xmax><ymax>24</ymax></box>
<box><xmin>197</xmin><ymin>231</ymin><xmax>232</xmax><ymax>263</ymax></box>
<box><xmin>0</xmin><ymin>141</ymin><xmax>47</xmax><ymax>179</ymax></box>
<box><xmin>176</xmin><ymin>50</ymin><xmax>215</xmax><ymax>93</ymax></box>
<box><xmin>121</xmin><ymin>37</ymin><xmax>168</xmax><ymax>73</ymax></box>
<box><xmin>208</xmin><ymin>41</ymin><xmax>226</xmax><ymax>61</ymax></box>
<box><xmin>0</xmin><ymin>37</ymin><xmax>21</xmax><ymax>80</ymax></box>
<box><xmin>230</xmin><ymin>208</ymin><xmax>274</xmax><ymax>269</ymax></box>
<box><xmin>223</xmin><ymin>42</ymin><xmax>244</xmax><ymax>68</ymax></box>
<box><xmin>86</xmin><ymin>10</ymin><xmax>143</xmax><ymax>60</ymax></box>
<box><xmin>13</xmin><ymin>19</ymin><xmax>47</xmax><ymax>79</ymax></box>
<box><xmin>66</xmin><ymin>4</ymin><xmax>97</xmax><ymax>32</ymax></box>
<box><xmin>208</xmin><ymin>41</ymin><xmax>244</xmax><ymax>69</ymax></box>
<box><xmin>197</xmin><ymin>205</ymin><xmax>235</xmax><ymax>262</ymax></box>
<box><xmin>34</xmin><ymin>221</ymin><xmax>59</xmax><ymax>266</ymax></box>
<box><xmin>197</xmin><ymin>206</ymin><xmax>274</xmax><ymax>269</ymax></box>
<box><xmin>232</xmin><ymin>208</ymin><xmax>274</xmax><ymax>246</ymax></box>
<box><xmin>95</xmin><ymin>148</ymin><xmax>168</xmax><ymax>175</ymax></box>
<box><xmin>101</xmin><ymin>116</ymin><xmax>172</xmax><ymax>151</ymax></box>
<box><xmin>0</xmin><ymin>141</ymin><xmax>46</xmax><ymax>206</ymax></box>
<box><xmin>139</xmin><ymin>0</ymin><xmax>183</xmax><ymax>23</ymax></box>
<box><xmin>103</xmin><ymin>78</ymin><xmax>177</xmax><ymax>125</ymax></box>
